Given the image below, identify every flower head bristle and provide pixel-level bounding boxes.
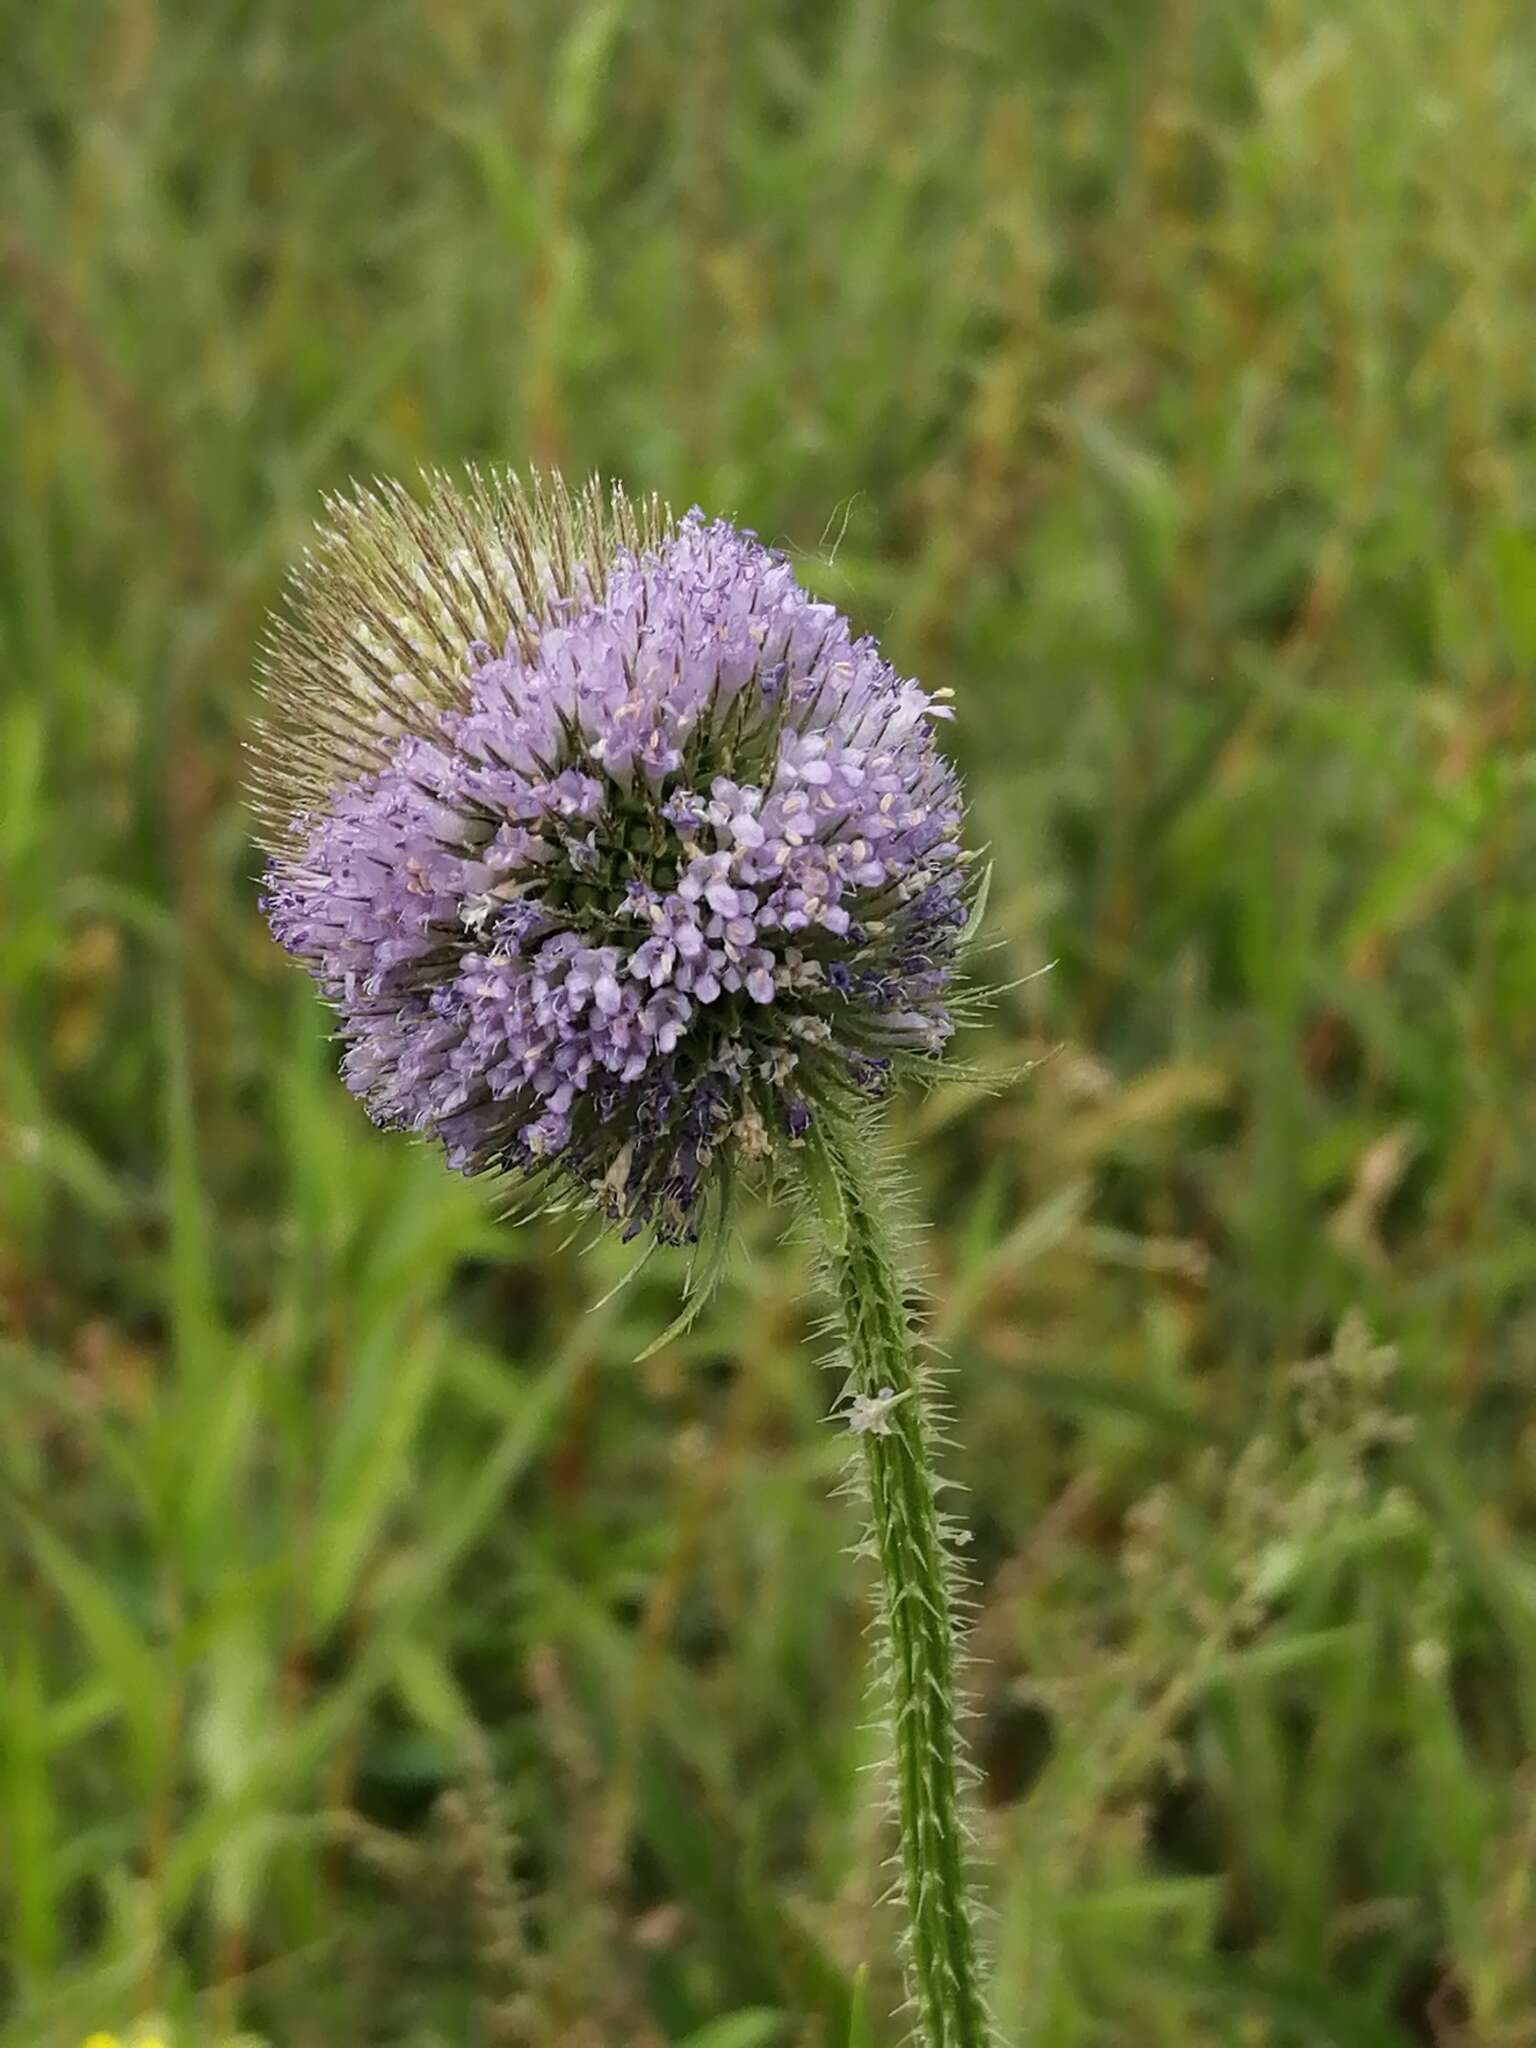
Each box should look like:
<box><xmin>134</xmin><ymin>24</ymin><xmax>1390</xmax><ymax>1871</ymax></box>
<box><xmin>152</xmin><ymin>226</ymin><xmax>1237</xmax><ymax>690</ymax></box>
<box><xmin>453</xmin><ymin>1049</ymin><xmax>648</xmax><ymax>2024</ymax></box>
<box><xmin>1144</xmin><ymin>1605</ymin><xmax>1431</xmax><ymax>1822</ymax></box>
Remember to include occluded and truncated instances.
<box><xmin>250</xmin><ymin>469</ymin><xmax>665</xmax><ymax>849</ymax></box>
<box><xmin>253</xmin><ymin>473</ymin><xmax>971</xmax><ymax>1245</ymax></box>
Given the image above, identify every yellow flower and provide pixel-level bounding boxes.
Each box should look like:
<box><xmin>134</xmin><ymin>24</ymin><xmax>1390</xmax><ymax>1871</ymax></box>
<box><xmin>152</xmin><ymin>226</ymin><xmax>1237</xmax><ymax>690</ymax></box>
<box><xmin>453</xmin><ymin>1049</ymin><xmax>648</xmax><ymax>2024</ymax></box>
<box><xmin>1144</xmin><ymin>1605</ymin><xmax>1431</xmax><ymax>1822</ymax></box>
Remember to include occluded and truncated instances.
<box><xmin>82</xmin><ymin>2037</ymin><xmax>121</xmax><ymax>2048</ymax></box>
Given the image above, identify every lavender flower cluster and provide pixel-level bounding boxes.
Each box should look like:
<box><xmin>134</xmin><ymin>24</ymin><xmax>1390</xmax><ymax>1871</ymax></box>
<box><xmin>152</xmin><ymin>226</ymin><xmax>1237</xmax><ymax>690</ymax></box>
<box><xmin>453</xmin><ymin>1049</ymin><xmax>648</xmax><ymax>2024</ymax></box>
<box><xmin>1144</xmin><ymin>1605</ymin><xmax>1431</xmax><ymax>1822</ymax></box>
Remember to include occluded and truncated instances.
<box><xmin>262</xmin><ymin>497</ymin><xmax>968</xmax><ymax>1242</ymax></box>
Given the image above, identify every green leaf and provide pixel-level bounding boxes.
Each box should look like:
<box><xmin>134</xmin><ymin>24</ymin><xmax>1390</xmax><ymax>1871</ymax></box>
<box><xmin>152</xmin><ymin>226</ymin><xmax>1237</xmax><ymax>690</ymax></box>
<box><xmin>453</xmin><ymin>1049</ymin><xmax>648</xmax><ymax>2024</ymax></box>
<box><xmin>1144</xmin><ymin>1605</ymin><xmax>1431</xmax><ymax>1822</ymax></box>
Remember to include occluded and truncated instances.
<box><xmin>161</xmin><ymin>976</ymin><xmax>219</xmax><ymax>1374</ymax></box>
<box><xmin>0</xmin><ymin>1643</ymin><xmax>58</xmax><ymax>1971</ymax></box>
<box><xmin>380</xmin><ymin>1343</ymin><xmax>586</xmax><ymax>1614</ymax></box>
<box><xmin>1492</xmin><ymin>525</ymin><xmax>1536</xmax><ymax>662</ymax></box>
<box><xmin>678</xmin><ymin>2012</ymin><xmax>787</xmax><ymax>2048</ymax></box>
<box><xmin>14</xmin><ymin>1513</ymin><xmax>165</xmax><ymax>1792</ymax></box>
<box><xmin>389</xmin><ymin>1639</ymin><xmax>477</xmax><ymax>1750</ymax></box>
<box><xmin>936</xmin><ymin>1178</ymin><xmax>1090</xmax><ymax>1342</ymax></box>
<box><xmin>309</xmin><ymin>1322</ymin><xmax>444</xmax><ymax>1636</ymax></box>
<box><xmin>846</xmin><ymin>1965</ymin><xmax>875</xmax><ymax>2048</ymax></box>
<box><xmin>1067</xmin><ymin>405</ymin><xmax>1179</xmax><ymax>648</ymax></box>
<box><xmin>550</xmin><ymin>0</ymin><xmax>629</xmax><ymax>154</ymax></box>
<box><xmin>0</xmin><ymin>694</ymin><xmax>44</xmax><ymax>870</ymax></box>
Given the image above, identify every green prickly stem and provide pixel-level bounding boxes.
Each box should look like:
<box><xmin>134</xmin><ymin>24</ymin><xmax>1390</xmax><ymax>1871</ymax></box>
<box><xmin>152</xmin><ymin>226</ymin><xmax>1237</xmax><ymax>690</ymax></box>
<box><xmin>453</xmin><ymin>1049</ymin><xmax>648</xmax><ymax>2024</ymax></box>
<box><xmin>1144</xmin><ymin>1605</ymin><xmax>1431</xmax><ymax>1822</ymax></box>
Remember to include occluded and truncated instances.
<box><xmin>799</xmin><ymin>1107</ymin><xmax>992</xmax><ymax>2048</ymax></box>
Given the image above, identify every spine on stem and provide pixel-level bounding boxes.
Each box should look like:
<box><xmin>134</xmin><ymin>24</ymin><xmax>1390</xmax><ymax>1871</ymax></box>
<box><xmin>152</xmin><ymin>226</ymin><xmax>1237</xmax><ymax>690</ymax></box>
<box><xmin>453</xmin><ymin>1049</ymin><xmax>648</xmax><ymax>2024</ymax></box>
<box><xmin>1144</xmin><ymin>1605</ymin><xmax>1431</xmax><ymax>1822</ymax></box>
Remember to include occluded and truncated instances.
<box><xmin>800</xmin><ymin>1109</ymin><xmax>991</xmax><ymax>2048</ymax></box>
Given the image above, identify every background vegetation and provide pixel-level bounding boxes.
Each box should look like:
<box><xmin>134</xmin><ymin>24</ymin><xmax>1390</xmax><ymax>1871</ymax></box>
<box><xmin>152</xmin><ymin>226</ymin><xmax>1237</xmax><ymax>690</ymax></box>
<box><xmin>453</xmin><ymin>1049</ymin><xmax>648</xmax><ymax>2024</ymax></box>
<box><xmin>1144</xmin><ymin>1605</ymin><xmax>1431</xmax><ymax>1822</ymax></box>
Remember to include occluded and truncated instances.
<box><xmin>5</xmin><ymin>2</ymin><xmax>1536</xmax><ymax>2042</ymax></box>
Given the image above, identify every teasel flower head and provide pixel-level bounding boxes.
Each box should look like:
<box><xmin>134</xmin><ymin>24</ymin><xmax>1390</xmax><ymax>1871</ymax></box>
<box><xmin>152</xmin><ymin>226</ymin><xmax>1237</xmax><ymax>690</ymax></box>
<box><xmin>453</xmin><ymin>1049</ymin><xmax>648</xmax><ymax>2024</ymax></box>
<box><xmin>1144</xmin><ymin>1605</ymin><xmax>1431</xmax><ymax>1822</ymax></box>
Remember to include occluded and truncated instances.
<box><xmin>253</xmin><ymin>472</ymin><xmax>974</xmax><ymax>1247</ymax></box>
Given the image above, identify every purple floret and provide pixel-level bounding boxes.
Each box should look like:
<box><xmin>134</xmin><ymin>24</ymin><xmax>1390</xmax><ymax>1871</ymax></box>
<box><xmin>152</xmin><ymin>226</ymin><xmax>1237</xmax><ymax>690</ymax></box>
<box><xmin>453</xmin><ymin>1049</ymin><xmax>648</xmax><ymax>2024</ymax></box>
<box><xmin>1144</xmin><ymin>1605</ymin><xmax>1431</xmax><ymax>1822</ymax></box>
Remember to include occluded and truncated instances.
<box><xmin>265</xmin><ymin>509</ymin><xmax>967</xmax><ymax>1242</ymax></box>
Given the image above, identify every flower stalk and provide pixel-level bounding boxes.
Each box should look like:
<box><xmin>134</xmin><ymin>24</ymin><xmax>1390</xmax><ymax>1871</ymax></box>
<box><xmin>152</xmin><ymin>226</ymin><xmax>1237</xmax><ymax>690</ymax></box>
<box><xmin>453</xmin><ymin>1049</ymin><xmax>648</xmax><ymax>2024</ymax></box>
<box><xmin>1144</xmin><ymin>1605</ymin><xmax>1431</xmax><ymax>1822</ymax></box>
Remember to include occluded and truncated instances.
<box><xmin>800</xmin><ymin>1107</ymin><xmax>990</xmax><ymax>2048</ymax></box>
<box><xmin>251</xmin><ymin>470</ymin><xmax>993</xmax><ymax>2037</ymax></box>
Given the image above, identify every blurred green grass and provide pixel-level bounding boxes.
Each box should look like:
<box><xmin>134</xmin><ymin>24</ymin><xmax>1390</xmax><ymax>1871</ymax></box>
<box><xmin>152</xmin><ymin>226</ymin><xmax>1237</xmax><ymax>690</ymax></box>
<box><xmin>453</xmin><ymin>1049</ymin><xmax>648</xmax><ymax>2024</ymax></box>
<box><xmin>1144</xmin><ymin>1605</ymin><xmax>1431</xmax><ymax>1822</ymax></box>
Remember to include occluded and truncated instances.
<box><xmin>5</xmin><ymin>1</ymin><xmax>1536</xmax><ymax>2042</ymax></box>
